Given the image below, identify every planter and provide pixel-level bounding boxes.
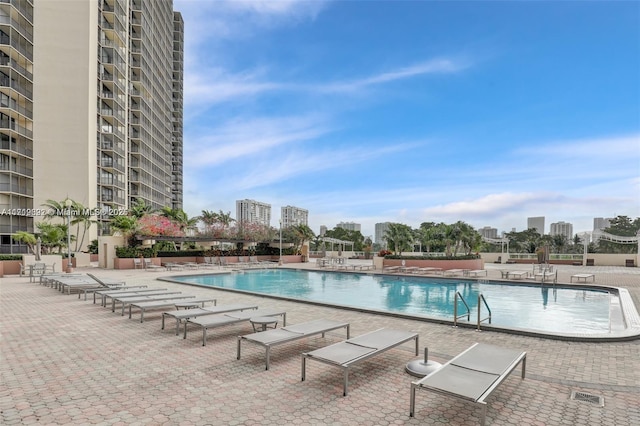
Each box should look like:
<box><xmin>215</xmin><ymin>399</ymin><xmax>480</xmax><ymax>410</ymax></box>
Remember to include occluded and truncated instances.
<box><xmin>382</xmin><ymin>258</ymin><xmax>484</xmax><ymax>271</ymax></box>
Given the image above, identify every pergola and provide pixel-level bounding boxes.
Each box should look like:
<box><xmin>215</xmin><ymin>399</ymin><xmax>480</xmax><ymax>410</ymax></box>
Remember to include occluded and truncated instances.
<box><xmin>318</xmin><ymin>237</ymin><xmax>354</xmax><ymax>253</ymax></box>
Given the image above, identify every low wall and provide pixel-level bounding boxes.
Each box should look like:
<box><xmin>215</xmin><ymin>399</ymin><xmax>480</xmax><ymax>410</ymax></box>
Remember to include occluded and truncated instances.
<box><xmin>382</xmin><ymin>258</ymin><xmax>484</xmax><ymax>271</ymax></box>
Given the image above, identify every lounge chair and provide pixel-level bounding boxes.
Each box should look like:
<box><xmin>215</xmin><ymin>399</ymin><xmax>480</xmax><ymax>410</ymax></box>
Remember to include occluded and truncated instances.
<box><xmin>570</xmin><ymin>273</ymin><xmax>595</xmax><ymax>283</ymax></box>
<box><xmin>443</xmin><ymin>269</ymin><xmax>468</xmax><ymax>277</ymax></box>
<box><xmin>143</xmin><ymin>258</ymin><xmax>164</xmax><ymax>271</ymax></box>
<box><xmin>468</xmin><ymin>269</ymin><xmax>488</xmax><ymax>277</ymax></box>
<box><xmin>534</xmin><ymin>269</ymin><xmax>557</xmax><ymax>284</ymax></box>
<box><xmin>506</xmin><ymin>270</ymin><xmax>529</xmax><ymax>280</ymax></box>
<box><xmin>128</xmin><ymin>297</ymin><xmax>217</xmax><ymax>322</ymax></box>
<box><xmin>110</xmin><ymin>291</ymin><xmax>186</xmax><ymax>314</ymax></box>
<box><xmin>184</xmin><ymin>308</ymin><xmax>287</xmax><ymax>346</ymax></box>
<box><xmin>414</xmin><ymin>267</ymin><xmax>443</xmax><ymax>275</ymax></box>
<box><xmin>410</xmin><ymin>342</ymin><xmax>526</xmax><ymax>425</ymax></box>
<box><xmin>93</xmin><ymin>287</ymin><xmax>160</xmax><ymax>305</ymax></box>
<box><xmin>237</xmin><ymin>319</ymin><xmax>350</xmax><ymax>370</ymax></box>
<box><xmin>301</xmin><ymin>328</ymin><xmax>419</xmax><ymax>396</ymax></box>
<box><xmin>162</xmin><ymin>303</ymin><xmax>259</xmax><ymax>335</ymax></box>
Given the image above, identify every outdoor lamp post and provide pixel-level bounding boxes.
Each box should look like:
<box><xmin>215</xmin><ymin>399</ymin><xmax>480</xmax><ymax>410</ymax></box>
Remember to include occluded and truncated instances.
<box><xmin>65</xmin><ymin>198</ymin><xmax>73</xmax><ymax>272</ymax></box>
<box><xmin>279</xmin><ymin>219</ymin><xmax>282</xmax><ymax>265</ymax></box>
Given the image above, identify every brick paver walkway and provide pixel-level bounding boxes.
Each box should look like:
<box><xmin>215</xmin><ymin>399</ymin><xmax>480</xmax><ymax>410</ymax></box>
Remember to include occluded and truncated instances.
<box><xmin>1</xmin><ymin>263</ymin><xmax>639</xmax><ymax>425</ymax></box>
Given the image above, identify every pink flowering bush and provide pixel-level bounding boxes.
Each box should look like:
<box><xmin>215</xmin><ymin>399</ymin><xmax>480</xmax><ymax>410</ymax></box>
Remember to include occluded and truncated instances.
<box><xmin>137</xmin><ymin>214</ymin><xmax>184</xmax><ymax>237</ymax></box>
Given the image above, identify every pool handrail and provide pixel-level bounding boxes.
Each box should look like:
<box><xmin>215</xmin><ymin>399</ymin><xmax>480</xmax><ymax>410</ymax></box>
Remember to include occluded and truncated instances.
<box><xmin>453</xmin><ymin>291</ymin><xmax>470</xmax><ymax>326</ymax></box>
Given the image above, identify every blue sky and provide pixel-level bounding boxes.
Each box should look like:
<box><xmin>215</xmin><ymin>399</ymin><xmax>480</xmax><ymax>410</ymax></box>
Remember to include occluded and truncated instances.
<box><xmin>173</xmin><ymin>0</ymin><xmax>640</xmax><ymax>238</ymax></box>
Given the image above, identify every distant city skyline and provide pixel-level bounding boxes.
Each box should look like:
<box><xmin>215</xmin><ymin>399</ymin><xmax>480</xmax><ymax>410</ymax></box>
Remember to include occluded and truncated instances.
<box><xmin>175</xmin><ymin>1</ymin><xmax>639</xmax><ymax>239</ymax></box>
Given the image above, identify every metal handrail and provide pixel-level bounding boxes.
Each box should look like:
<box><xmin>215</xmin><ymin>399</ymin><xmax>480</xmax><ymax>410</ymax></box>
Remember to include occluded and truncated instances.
<box><xmin>477</xmin><ymin>293</ymin><xmax>492</xmax><ymax>331</ymax></box>
<box><xmin>453</xmin><ymin>291</ymin><xmax>470</xmax><ymax>326</ymax></box>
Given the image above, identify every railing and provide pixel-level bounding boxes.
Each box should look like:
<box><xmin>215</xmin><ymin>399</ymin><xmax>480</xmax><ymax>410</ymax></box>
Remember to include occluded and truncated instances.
<box><xmin>477</xmin><ymin>294</ymin><xmax>492</xmax><ymax>331</ymax></box>
<box><xmin>453</xmin><ymin>291</ymin><xmax>470</xmax><ymax>326</ymax></box>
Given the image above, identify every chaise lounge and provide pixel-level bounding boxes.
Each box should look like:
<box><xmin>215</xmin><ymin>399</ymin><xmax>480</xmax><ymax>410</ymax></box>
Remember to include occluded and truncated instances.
<box><xmin>301</xmin><ymin>328</ymin><xmax>419</xmax><ymax>396</ymax></box>
<box><xmin>184</xmin><ymin>308</ymin><xmax>288</xmax><ymax>346</ymax></box>
<box><xmin>237</xmin><ymin>319</ymin><xmax>350</xmax><ymax>370</ymax></box>
<box><xmin>162</xmin><ymin>303</ymin><xmax>259</xmax><ymax>335</ymax></box>
<box><xmin>409</xmin><ymin>342</ymin><xmax>526</xmax><ymax>425</ymax></box>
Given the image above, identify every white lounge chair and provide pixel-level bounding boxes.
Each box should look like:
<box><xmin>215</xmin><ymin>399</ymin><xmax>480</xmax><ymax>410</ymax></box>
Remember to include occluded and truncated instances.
<box><xmin>128</xmin><ymin>297</ymin><xmax>217</xmax><ymax>322</ymax></box>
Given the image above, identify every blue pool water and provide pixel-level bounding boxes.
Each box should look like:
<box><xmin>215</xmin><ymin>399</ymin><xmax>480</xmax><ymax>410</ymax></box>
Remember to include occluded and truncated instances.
<box><xmin>173</xmin><ymin>269</ymin><xmax>618</xmax><ymax>335</ymax></box>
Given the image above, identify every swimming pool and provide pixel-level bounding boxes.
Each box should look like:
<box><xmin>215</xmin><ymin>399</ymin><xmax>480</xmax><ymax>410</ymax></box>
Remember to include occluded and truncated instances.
<box><xmin>167</xmin><ymin>269</ymin><xmax>637</xmax><ymax>340</ymax></box>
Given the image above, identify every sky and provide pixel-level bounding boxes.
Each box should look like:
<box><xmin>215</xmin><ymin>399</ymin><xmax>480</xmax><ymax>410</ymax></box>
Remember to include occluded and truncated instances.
<box><xmin>173</xmin><ymin>0</ymin><xmax>640</xmax><ymax>238</ymax></box>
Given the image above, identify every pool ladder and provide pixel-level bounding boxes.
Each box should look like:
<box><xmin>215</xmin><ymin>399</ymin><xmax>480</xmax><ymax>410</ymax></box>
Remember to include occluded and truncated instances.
<box><xmin>453</xmin><ymin>292</ymin><xmax>492</xmax><ymax>331</ymax></box>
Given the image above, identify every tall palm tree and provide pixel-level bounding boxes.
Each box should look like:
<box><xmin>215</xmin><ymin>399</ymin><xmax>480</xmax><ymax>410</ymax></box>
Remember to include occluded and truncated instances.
<box><xmin>130</xmin><ymin>198</ymin><xmax>153</xmax><ymax>218</ymax></box>
<box><xmin>217</xmin><ymin>210</ymin><xmax>235</xmax><ymax>230</ymax></box>
<box><xmin>200</xmin><ymin>209</ymin><xmax>219</xmax><ymax>234</ymax></box>
<box><xmin>384</xmin><ymin>223</ymin><xmax>413</xmax><ymax>255</ymax></box>
<box><xmin>70</xmin><ymin>201</ymin><xmax>97</xmax><ymax>251</ymax></box>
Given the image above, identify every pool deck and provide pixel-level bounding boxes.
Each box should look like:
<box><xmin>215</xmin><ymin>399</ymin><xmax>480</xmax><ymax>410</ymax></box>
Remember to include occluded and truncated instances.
<box><xmin>1</xmin><ymin>262</ymin><xmax>639</xmax><ymax>425</ymax></box>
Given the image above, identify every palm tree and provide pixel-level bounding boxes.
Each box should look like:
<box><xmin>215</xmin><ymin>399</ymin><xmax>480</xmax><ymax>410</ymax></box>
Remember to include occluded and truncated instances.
<box><xmin>160</xmin><ymin>207</ymin><xmax>198</xmax><ymax>232</ymax></box>
<box><xmin>200</xmin><ymin>209</ymin><xmax>219</xmax><ymax>234</ymax></box>
<box><xmin>70</xmin><ymin>201</ymin><xmax>97</xmax><ymax>251</ymax></box>
<box><xmin>217</xmin><ymin>210</ymin><xmax>235</xmax><ymax>230</ymax></box>
<box><xmin>130</xmin><ymin>198</ymin><xmax>153</xmax><ymax>218</ymax></box>
<box><xmin>290</xmin><ymin>224</ymin><xmax>315</xmax><ymax>255</ymax></box>
<box><xmin>37</xmin><ymin>222</ymin><xmax>68</xmax><ymax>254</ymax></box>
<box><xmin>383</xmin><ymin>223</ymin><xmax>413</xmax><ymax>255</ymax></box>
<box><xmin>12</xmin><ymin>231</ymin><xmax>37</xmax><ymax>255</ymax></box>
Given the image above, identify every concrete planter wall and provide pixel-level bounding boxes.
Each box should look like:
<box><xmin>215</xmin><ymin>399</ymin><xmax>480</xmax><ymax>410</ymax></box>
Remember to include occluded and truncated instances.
<box><xmin>382</xmin><ymin>258</ymin><xmax>484</xmax><ymax>271</ymax></box>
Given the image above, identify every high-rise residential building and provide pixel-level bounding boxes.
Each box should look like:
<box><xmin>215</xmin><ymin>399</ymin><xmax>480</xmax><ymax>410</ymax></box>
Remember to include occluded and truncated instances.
<box><xmin>319</xmin><ymin>225</ymin><xmax>327</xmax><ymax>236</ymax></box>
<box><xmin>236</xmin><ymin>199</ymin><xmax>271</xmax><ymax>227</ymax></box>
<box><xmin>170</xmin><ymin>11</ymin><xmax>183</xmax><ymax>210</ymax></box>
<box><xmin>375</xmin><ymin>222</ymin><xmax>390</xmax><ymax>246</ymax></box>
<box><xmin>281</xmin><ymin>205</ymin><xmax>308</xmax><ymax>228</ymax></box>
<box><xmin>479</xmin><ymin>226</ymin><xmax>498</xmax><ymax>239</ymax></box>
<box><xmin>10</xmin><ymin>0</ymin><xmax>184</xmax><ymax>255</ymax></box>
<box><xmin>593</xmin><ymin>217</ymin><xmax>612</xmax><ymax>231</ymax></box>
<box><xmin>336</xmin><ymin>221</ymin><xmax>361</xmax><ymax>232</ymax></box>
<box><xmin>0</xmin><ymin>0</ymin><xmax>34</xmax><ymax>253</ymax></box>
<box><xmin>550</xmin><ymin>221</ymin><xmax>573</xmax><ymax>241</ymax></box>
<box><xmin>527</xmin><ymin>216</ymin><xmax>545</xmax><ymax>235</ymax></box>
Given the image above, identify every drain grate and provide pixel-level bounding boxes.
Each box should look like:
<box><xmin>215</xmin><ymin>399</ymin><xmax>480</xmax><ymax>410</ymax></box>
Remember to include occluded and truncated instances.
<box><xmin>570</xmin><ymin>391</ymin><xmax>604</xmax><ymax>407</ymax></box>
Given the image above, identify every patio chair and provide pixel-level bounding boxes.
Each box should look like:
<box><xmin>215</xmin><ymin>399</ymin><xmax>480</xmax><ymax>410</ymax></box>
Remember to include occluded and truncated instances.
<box><xmin>237</xmin><ymin>319</ymin><xmax>351</xmax><ymax>370</ymax></box>
<box><xmin>133</xmin><ymin>258</ymin><xmax>143</xmax><ymax>269</ymax></box>
<box><xmin>410</xmin><ymin>342</ymin><xmax>526</xmax><ymax>426</ymax></box>
<box><xmin>301</xmin><ymin>328</ymin><xmax>419</xmax><ymax>396</ymax></box>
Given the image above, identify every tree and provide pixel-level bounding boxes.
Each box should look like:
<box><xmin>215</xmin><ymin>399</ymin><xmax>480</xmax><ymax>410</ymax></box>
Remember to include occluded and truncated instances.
<box><xmin>160</xmin><ymin>207</ymin><xmax>198</xmax><ymax>232</ymax></box>
<box><xmin>289</xmin><ymin>224</ymin><xmax>315</xmax><ymax>255</ymax></box>
<box><xmin>130</xmin><ymin>198</ymin><xmax>154</xmax><ymax>218</ymax></box>
<box><xmin>12</xmin><ymin>231</ymin><xmax>37</xmax><ymax>256</ymax></box>
<box><xmin>598</xmin><ymin>215</ymin><xmax>640</xmax><ymax>254</ymax></box>
<box><xmin>383</xmin><ymin>223</ymin><xmax>413</xmax><ymax>254</ymax></box>
<box><xmin>200</xmin><ymin>209</ymin><xmax>219</xmax><ymax>234</ymax></box>
<box><xmin>70</xmin><ymin>201</ymin><xmax>97</xmax><ymax>251</ymax></box>
<box><xmin>36</xmin><ymin>222</ymin><xmax>68</xmax><ymax>254</ymax></box>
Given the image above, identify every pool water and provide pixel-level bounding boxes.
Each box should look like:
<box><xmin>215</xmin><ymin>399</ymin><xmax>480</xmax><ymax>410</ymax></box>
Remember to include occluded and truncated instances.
<box><xmin>174</xmin><ymin>269</ymin><xmax>618</xmax><ymax>335</ymax></box>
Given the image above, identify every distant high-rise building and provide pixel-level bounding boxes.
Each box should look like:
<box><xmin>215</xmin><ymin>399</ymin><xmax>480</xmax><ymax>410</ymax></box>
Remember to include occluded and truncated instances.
<box><xmin>479</xmin><ymin>226</ymin><xmax>498</xmax><ymax>239</ymax></box>
<box><xmin>593</xmin><ymin>217</ymin><xmax>612</xmax><ymax>231</ymax></box>
<box><xmin>336</xmin><ymin>222</ymin><xmax>361</xmax><ymax>232</ymax></box>
<box><xmin>319</xmin><ymin>225</ymin><xmax>327</xmax><ymax>236</ymax></box>
<box><xmin>281</xmin><ymin>205</ymin><xmax>308</xmax><ymax>228</ymax></box>
<box><xmin>375</xmin><ymin>222</ymin><xmax>391</xmax><ymax>246</ymax></box>
<box><xmin>527</xmin><ymin>216</ymin><xmax>545</xmax><ymax>235</ymax></box>
<box><xmin>550</xmin><ymin>221</ymin><xmax>573</xmax><ymax>241</ymax></box>
<box><xmin>236</xmin><ymin>199</ymin><xmax>271</xmax><ymax>226</ymax></box>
